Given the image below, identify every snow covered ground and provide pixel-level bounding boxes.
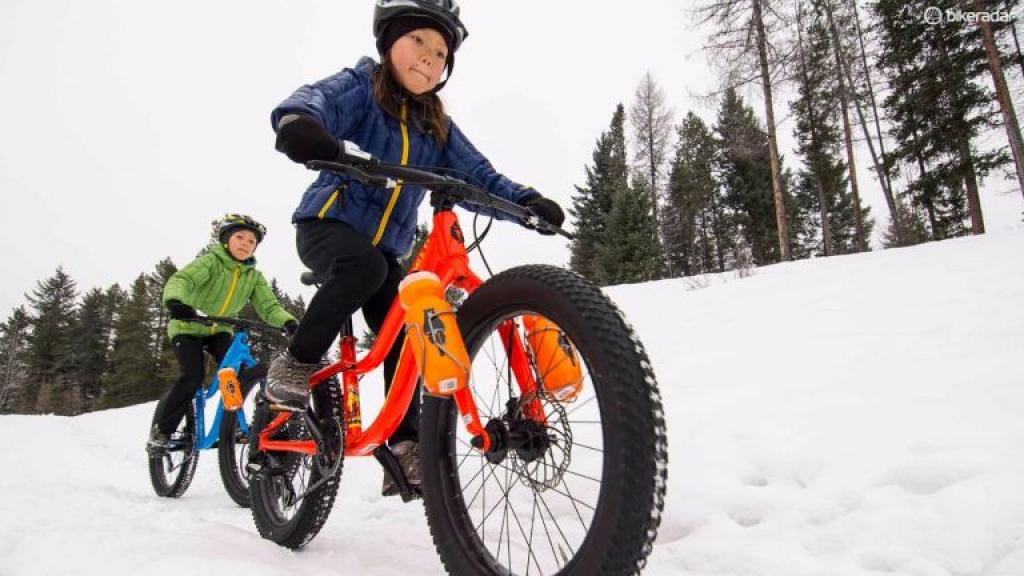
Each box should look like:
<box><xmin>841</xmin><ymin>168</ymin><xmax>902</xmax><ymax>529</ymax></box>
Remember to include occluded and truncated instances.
<box><xmin>2</xmin><ymin>228</ymin><xmax>1023</xmax><ymax>576</ymax></box>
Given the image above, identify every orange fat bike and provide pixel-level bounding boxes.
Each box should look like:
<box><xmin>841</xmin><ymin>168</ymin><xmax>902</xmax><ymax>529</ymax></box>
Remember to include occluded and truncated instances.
<box><xmin>246</xmin><ymin>147</ymin><xmax>668</xmax><ymax>576</ymax></box>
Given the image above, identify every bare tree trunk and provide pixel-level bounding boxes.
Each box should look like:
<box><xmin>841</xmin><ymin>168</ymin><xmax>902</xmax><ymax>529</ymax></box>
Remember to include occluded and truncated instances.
<box><xmin>752</xmin><ymin>0</ymin><xmax>790</xmax><ymax>261</ymax></box>
<box><xmin>957</xmin><ymin>135</ymin><xmax>987</xmax><ymax>233</ymax></box>
<box><xmin>828</xmin><ymin>1</ymin><xmax>862</xmax><ymax>254</ymax></box>
<box><xmin>823</xmin><ymin>0</ymin><xmax>903</xmax><ymax>243</ymax></box>
<box><xmin>976</xmin><ymin>0</ymin><xmax>1024</xmax><ymax>202</ymax></box>
<box><xmin>916</xmin><ymin>160</ymin><xmax>942</xmax><ymax>240</ymax></box>
<box><xmin>1013</xmin><ymin>21</ymin><xmax>1024</xmax><ymax>82</ymax></box>
<box><xmin>795</xmin><ymin>1</ymin><xmax>833</xmax><ymax>255</ymax></box>
<box><xmin>934</xmin><ymin>30</ymin><xmax>986</xmax><ymax>234</ymax></box>
<box><xmin>648</xmin><ymin>132</ymin><xmax>659</xmax><ymax>225</ymax></box>
<box><xmin>710</xmin><ymin>193</ymin><xmax>727</xmax><ymax>272</ymax></box>
<box><xmin>847</xmin><ymin>0</ymin><xmax>881</xmax><ymax>250</ymax></box>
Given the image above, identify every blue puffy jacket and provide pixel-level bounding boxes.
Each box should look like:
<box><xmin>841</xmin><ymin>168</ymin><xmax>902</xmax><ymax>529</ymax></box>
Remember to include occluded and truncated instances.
<box><xmin>272</xmin><ymin>56</ymin><xmax>538</xmax><ymax>257</ymax></box>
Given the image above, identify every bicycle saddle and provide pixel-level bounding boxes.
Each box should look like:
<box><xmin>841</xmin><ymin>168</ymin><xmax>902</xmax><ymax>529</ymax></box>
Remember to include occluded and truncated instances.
<box><xmin>300</xmin><ymin>270</ymin><xmax>325</xmax><ymax>286</ymax></box>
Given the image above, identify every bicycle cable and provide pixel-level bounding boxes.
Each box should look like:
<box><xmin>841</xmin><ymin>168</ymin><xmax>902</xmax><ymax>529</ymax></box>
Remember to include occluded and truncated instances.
<box><xmin>389</xmin><ymin>162</ymin><xmax>507</xmax><ymax>279</ymax></box>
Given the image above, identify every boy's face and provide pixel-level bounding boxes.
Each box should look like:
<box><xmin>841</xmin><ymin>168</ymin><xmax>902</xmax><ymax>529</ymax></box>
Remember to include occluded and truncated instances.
<box><xmin>226</xmin><ymin>229</ymin><xmax>258</xmax><ymax>261</ymax></box>
<box><xmin>389</xmin><ymin>27</ymin><xmax>448</xmax><ymax>95</ymax></box>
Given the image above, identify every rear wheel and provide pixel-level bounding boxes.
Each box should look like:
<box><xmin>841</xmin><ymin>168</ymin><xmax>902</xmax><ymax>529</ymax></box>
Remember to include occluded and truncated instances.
<box><xmin>218</xmin><ymin>373</ymin><xmax>264</xmax><ymax>507</ymax></box>
<box><xmin>420</xmin><ymin>265</ymin><xmax>668</xmax><ymax>576</ymax></box>
<box><xmin>148</xmin><ymin>400</ymin><xmax>199</xmax><ymax>498</ymax></box>
<box><xmin>248</xmin><ymin>377</ymin><xmax>344</xmax><ymax>549</ymax></box>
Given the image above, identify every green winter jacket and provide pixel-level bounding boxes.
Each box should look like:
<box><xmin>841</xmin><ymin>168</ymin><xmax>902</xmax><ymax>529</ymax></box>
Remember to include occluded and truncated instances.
<box><xmin>162</xmin><ymin>244</ymin><xmax>296</xmax><ymax>340</ymax></box>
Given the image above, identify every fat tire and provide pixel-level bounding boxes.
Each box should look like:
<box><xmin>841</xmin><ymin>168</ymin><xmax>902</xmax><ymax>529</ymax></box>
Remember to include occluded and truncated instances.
<box><xmin>148</xmin><ymin>401</ymin><xmax>200</xmax><ymax>498</ymax></box>
<box><xmin>217</xmin><ymin>379</ymin><xmax>263</xmax><ymax>508</ymax></box>
<box><xmin>249</xmin><ymin>377</ymin><xmax>344</xmax><ymax>549</ymax></box>
<box><xmin>420</xmin><ymin>265</ymin><xmax>668</xmax><ymax>576</ymax></box>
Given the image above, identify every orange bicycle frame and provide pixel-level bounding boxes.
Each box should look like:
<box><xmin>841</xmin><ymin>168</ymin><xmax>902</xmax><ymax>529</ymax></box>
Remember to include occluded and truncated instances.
<box><xmin>257</xmin><ymin>209</ymin><xmax>540</xmax><ymax>458</ymax></box>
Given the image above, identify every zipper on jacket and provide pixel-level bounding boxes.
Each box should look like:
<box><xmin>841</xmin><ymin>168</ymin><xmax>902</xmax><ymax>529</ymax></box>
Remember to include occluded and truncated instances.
<box><xmin>212</xmin><ymin>265</ymin><xmax>241</xmax><ymax>334</ymax></box>
<box><xmin>317</xmin><ymin>184</ymin><xmax>346</xmax><ymax>219</ymax></box>
<box><xmin>371</xmin><ymin>101</ymin><xmax>410</xmax><ymax>246</ymax></box>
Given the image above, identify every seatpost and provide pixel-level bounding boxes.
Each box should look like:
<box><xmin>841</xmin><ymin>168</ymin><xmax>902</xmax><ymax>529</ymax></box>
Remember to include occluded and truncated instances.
<box><xmin>339</xmin><ymin>317</ymin><xmax>354</xmax><ymax>339</ymax></box>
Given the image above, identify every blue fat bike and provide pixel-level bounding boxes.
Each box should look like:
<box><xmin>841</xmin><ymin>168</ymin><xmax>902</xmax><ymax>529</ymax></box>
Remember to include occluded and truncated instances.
<box><xmin>147</xmin><ymin>316</ymin><xmax>283</xmax><ymax>507</ymax></box>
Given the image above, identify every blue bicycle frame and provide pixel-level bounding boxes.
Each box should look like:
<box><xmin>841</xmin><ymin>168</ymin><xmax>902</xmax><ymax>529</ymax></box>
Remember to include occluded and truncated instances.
<box><xmin>193</xmin><ymin>330</ymin><xmax>260</xmax><ymax>450</ymax></box>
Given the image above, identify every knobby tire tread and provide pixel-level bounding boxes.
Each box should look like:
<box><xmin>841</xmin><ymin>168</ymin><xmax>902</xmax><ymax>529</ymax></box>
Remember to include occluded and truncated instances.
<box><xmin>420</xmin><ymin>265</ymin><xmax>667</xmax><ymax>576</ymax></box>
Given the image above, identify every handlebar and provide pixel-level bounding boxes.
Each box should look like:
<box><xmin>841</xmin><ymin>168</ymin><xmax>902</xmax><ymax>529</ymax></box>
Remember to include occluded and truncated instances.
<box><xmin>188</xmin><ymin>315</ymin><xmax>285</xmax><ymax>334</ymax></box>
<box><xmin>306</xmin><ymin>145</ymin><xmax>573</xmax><ymax>239</ymax></box>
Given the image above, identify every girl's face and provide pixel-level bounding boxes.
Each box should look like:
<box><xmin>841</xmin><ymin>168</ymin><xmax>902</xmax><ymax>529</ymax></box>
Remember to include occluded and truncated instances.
<box><xmin>389</xmin><ymin>27</ymin><xmax>449</xmax><ymax>95</ymax></box>
<box><xmin>226</xmin><ymin>229</ymin><xmax>258</xmax><ymax>261</ymax></box>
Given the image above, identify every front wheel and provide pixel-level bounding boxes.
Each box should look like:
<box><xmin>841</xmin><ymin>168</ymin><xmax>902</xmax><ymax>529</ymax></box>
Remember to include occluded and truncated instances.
<box><xmin>148</xmin><ymin>398</ymin><xmax>199</xmax><ymax>498</ymax></box>
<box><xmin>217</xmin><ymin>370</ymin><xmax>264</xmax><ymax>507</ymax></box>
<box><xmin>420</xmin><ymin>265</ymin><xmax>668</xmax><ymax>576</ymax></box>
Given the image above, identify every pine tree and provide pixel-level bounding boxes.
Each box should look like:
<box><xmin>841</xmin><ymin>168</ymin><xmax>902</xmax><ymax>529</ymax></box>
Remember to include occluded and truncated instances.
<box><xmin>596</xmin><ymin>177</ymin><xmax>665</xmax><ymax>285</ymax></box>
<box><xmin>697</xmin><ymin>0</ymin><xmax>793</xmax><ymax>260</ymax></box>
<box><xmin>630</xmin><ymin>72</ymin><xmax>674</xmax><ymax>271</ymax></box>
<box><xmin>20</xmin><ymin>267</ymin><xmax>77</xmax><ymax>413</ymax></box>
<box><xmin>102</xmin><ymin>285</ymin><xmax>127</xmax><ymax>377</ymax></box>
<box><xmin>146</xmin><ymin>258</ymin><xmax>178</xmax><ymax>384</ymax></box>
<box><xmin>0</xmin><ymin>307</ymin><xmax>31</xmax><ymax>413</ymax></box>
<box><xmin>714</xmin><ymin>87</ymin><xmax>783</xmax><ymax>266</ymax></box>
<box><xmin>881</xmin><ymin>198</ymin><xmax>932</xmax><ymax>248</ymax></box>
<box><xmin>65</xmin><ymin>288</ymin><xmax>113</xmax><ymax>411</ymax></box>
<box><xmin>102</xmin><ymin>275</ymin><xmax>158</xmax><ymax>408</ymax></box>
<box><xmin>975</xmin><ymin>0</ymin><xmax>1024</xmax><ymax>202</ymax></box>
<box><xmin>570</xmin><ymin>104</ymin><xmax>630</xmax><ymax>282</ymax></box>
<box><xmin>240</xmin><ymin>278</ymin><xmax>306</xmax><ymax>366</ymax></box>
<box><xmin>792</xmin><ymin>1</ymin><xmax>875</xmax><ymax>256</ymax></box>
<box><xmin>875</xmin><ymin>0</ymin><xmax>1013</xmax><ymax>238</ymax></box>
<box><xmin>664</xmin><ymin>112</ymin><xmax>731</xmax><ymax>275</ymax></box>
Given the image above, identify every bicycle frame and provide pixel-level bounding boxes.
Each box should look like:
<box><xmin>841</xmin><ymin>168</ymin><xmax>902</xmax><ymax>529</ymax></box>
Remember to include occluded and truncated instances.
<box><xmin>193</xmin><ymin>330</ymin><xmax>260</xmax><ymax>450</ymax></box>
<box><xmin>258</xmin><ymin>209</ymin><xmax>542</xmax><ymax>458</ymax></box>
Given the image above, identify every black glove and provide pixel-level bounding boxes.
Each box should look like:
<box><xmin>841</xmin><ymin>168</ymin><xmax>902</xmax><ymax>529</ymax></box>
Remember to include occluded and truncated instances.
<box><xmin>519</xmin><ymin>193</ymin><xmax>565</xmax><ymax>234</ymax></box>
<box><xmin>166</xmin><ymin>300</ymin><xmax>197</xmax><ymax>320</ymax></box>
<box><xmin>283</xmin><ymin>320</ymin><xmax>299</xmax><ymax>337</ymax></box>
<box><xmin>275</xmin><ymin>114</ymin><xmax>340</xmax><ymax>164</ymax></box>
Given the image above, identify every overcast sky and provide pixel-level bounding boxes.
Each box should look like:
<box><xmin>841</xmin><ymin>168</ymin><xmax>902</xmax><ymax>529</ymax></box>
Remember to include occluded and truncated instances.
<box><xmin>2</xmin><ymin>0</ymin><xmax>1021</xmax><ymax>318</ymax></box>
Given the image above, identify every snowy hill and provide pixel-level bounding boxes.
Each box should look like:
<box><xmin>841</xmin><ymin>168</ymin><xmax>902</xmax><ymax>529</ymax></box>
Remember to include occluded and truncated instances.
<box><xmin>2</xmin><ymin>229</ymin><xmax>1023</xmax><ymax>576</ymax></box>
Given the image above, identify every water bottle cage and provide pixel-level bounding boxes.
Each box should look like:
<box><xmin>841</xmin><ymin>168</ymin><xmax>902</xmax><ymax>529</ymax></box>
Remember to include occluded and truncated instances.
<box><xmin>423</xmin><ymin>308</ymin><xmax>448</xmax><ymax>350</ymax></box>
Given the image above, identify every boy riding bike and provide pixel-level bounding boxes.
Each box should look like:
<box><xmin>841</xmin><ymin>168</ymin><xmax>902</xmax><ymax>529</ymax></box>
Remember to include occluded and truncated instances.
<box><xmin>264</xmin><ymin>0</ymin><xmax>565</xmax><ymax>496</ymax></box>
<box><xmin>147</xmin><ymin>214</ymin><xmax>298</xmax><ymax>453</ymax></box>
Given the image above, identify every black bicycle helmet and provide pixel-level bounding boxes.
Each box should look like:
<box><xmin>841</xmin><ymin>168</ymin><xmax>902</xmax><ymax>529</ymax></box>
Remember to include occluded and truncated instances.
<box><xmin>213</xmin><ymin>213</ymin><xmax>267</xmax><ymax>244</ymax></box>
<box><xmin>373</xmin><ymin>0</ymin><xmax>469</xmax><ymax>91</ymax></box>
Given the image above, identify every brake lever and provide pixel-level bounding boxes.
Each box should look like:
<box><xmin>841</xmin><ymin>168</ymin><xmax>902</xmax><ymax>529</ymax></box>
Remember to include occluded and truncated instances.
<box><xmin>520</xmin><ymin>208</ymin><xmax>574</xmax><ymax>239</ymax></box>
<box><xmin>306</xmin><ymin>160</ymin><xmax>391</xmax><ymax>187</ymax></box>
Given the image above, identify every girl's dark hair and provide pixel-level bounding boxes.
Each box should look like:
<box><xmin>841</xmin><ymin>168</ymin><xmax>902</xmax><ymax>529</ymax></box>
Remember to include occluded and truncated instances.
<box><xmin>373</xmin><ymin>54</ymin><xmax>450</xmax><ymax>147</ymax></box>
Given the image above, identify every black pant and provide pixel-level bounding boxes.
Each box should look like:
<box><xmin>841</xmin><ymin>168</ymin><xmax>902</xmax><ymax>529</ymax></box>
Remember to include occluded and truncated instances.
<box><xmin>155</xmin><ymin>332</ymin><xmax>232</xmax><ymax>434</ymax></box>
<box><xmin>289</xmin><ymin>219</ymin><xmax>418</xmax><ymax>444</ymax></box>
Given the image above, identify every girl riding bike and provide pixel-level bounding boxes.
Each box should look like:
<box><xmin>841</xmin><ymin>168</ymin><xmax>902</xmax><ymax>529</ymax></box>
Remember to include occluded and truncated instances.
<box><xmin>264</xmin><ymin>0</ymin><xmax>564</xmax><ymax>497</ymax></box>
<box><xmin>147</xmin><ymin>214</ymin><xmax>298</xmax><ymax>453</ymax></box>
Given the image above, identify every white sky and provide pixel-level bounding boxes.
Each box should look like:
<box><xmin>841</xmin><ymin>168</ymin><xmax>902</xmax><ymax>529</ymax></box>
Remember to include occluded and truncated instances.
<box><xmin>1</xmin><ymin>0</ymin><xmax>1022</xmax><ymax>317</ymax></box>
